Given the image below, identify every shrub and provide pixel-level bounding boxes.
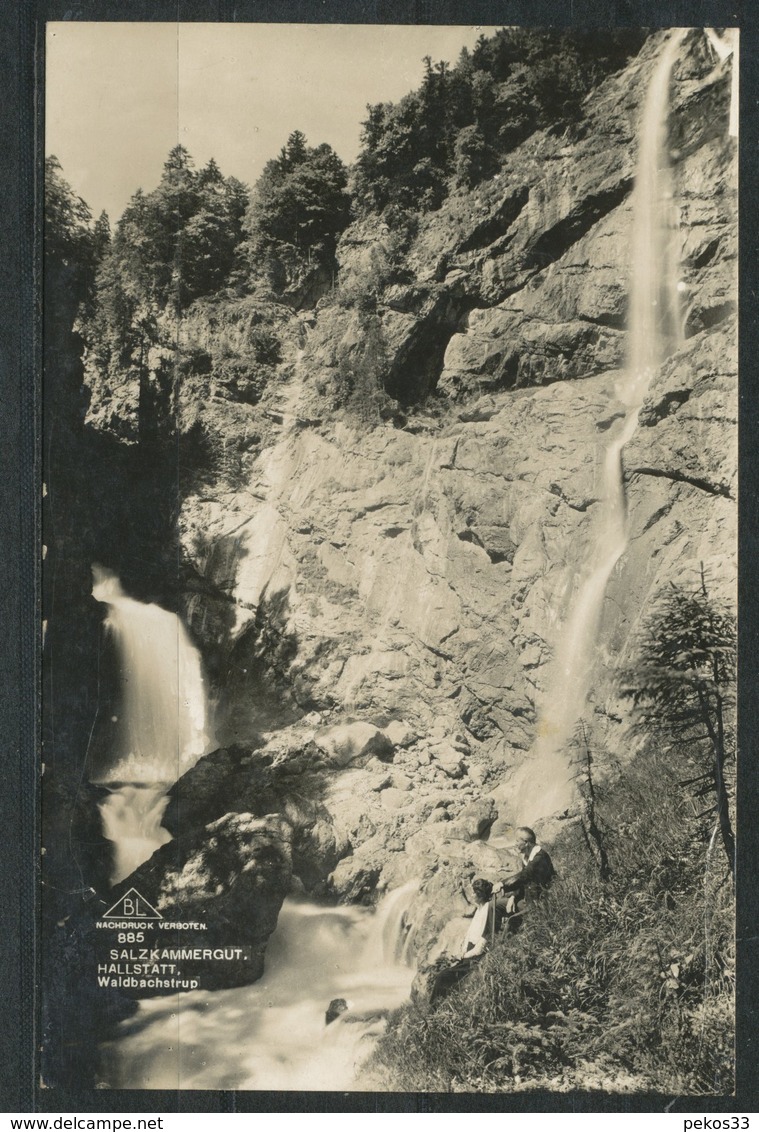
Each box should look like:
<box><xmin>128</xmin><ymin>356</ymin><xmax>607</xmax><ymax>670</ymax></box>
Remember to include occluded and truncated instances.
<box><xmin>178</xmin><ymin>419</ymin><xmax>249</xmax><ymax>493</ymax></box>
<box><xmin>334</xmin><ymin>310</ymin><xmax>392</xmax><ymax>424</ymax></box>
<box><xmin>454</xmin><ymin>125</ymin><xmax>498</xmax><ymax>188</ymax></box>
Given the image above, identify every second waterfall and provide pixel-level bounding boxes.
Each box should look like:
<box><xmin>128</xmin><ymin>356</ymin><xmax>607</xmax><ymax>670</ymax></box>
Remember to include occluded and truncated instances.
<box><xmin>519</xmin><ymin>30</ymin><xmax>687</xmax><ymax>817</ymax></box>
<box><xmin>91</xmin><ymin>565</ymin><xmax>210</xmax><ymax>883</ymax></box>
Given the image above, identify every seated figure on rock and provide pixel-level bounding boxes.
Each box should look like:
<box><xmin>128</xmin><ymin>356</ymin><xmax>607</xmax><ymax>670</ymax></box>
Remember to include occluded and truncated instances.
<box><xmin>416</xmin><ymin>831</ymin><xmax>556</xmax><ymax>1005</ymax></box>
<box><xmin>494</xmin><ymin>825</ymin><xmax>555</xmax><ymax>930</ymax></box>
<box><xmin>426</xmin><ymin>877</ymin><xmax>504</xmax><ymax>1004</ymax></box>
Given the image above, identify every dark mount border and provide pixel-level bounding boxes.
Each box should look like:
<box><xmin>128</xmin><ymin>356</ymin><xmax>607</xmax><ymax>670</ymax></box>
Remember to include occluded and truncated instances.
<box><xmin>2</xmin><ymin>0</ymin><xmax>756</xmax><ymax>1115</ymax></box>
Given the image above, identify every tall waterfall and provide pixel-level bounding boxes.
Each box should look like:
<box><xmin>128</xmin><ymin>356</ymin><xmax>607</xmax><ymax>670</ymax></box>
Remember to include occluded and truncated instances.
<box><xmin>92</xmin><ymin>565</ymin><xmax>209</xmax><ymax>882</ymax></box>
<box><xmin>623</xmin><ymin>29</ymin><xmax>685</xmax><ymax>406</ymax></box>
<box><xmin>519</xmin><ymin>31</ymin><xmax>686</xmax><ymax>819</ymax></box>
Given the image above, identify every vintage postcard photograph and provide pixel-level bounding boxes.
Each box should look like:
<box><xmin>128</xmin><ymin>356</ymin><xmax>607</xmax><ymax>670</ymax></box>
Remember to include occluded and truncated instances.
<box><xmin>41</xmin><ymin>22</ymin><xmax>737</xmax><ymax>1095</ymax></box>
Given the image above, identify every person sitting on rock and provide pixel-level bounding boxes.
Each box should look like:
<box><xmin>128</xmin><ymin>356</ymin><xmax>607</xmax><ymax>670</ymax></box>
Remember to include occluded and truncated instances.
<box><xmin>428</xmin><ymin>878</ymin><xmax>502</xmax><ymax>1003</ymax></box>
<box><xmin>495</xmin><ymin>826</ymin><xmax>555</xmax><ymax>928</ymax></box>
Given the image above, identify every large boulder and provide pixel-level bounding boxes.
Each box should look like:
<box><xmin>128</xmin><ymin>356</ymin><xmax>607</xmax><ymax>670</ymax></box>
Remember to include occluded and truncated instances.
<box><xmin>446</xmin><ymin>799</ymin><xmax>498</xmax><ymax>841</ymax></box>
<box><xmin>162</xmin><ymin>744</ymin><xmax>273</xmax><ymax>836</ymax></box>
<box><xmin>330</xmin><ymin>856</ymin><xmax>382</xmax><ymax>904</ymax></box>
<box><xmin>315</xmin><ymin>722</ymin><xmax>395</xmax><ymax>767</ymax></box>
<box><xmin>115</xmin><ymin>812</ymin><xmax>292</xmax><ymax>990</ymax></box>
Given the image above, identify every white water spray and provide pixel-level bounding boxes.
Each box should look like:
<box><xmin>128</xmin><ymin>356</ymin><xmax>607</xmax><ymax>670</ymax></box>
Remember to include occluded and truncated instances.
<box><xmin>520</xmin><ymin>32</ymin><xmax>686</xmax><ymax>817</ymax></box>
<box><xmin>92</xmin><ymin>565</ymin><xmax>209</xmax><ymax>882</ymax></box>
<box><xmin>100</xmin><ymin>883</ymin><xmax>419</xmax><ymax>1090</ymax></box>
<box><xmin>624</xmin><ymin>30</ymin><xmax>685</xmax><ymax>405</ymax></box>
<box><xmin>92</xmin><ymin>568</ymin><xmax>420</xmax><ymax>1090</ymax></box>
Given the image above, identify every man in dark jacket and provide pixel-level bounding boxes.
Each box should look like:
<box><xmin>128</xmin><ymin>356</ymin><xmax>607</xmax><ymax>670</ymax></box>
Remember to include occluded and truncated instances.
<box><xmin>495</xmin><ymin>826</ymin><xmax>555</xmax><ymax>925</ymax></box>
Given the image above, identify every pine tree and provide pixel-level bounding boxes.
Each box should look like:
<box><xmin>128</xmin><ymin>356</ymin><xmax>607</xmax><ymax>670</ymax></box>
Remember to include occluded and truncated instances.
<box><xmin>618</xmin><ymin>573</ymin><xmax>736</xmax><ymax>877</ymax></box>
<box><xmin>44</xmin><ymin>156</ymin><xmax>96</xmax><ymax>301</ymax></box>
<box><xmin>162</xmin><ymin>144</ymin><xmax>195</xmax><ymax>182</ymax></box>
<box><xmin>197</xmin><ymin>157</ymin><xmax>224</xmax><ymax>187</ymax></box>
<box><xmin>92</xmin><ymin>210</ymin><xmax>111</xmax><ymax>261</ymax></box>
<box><xmin>244</xmin><ymin>132</ymin><xmax>350</xmax><ymax>281</ymax></box>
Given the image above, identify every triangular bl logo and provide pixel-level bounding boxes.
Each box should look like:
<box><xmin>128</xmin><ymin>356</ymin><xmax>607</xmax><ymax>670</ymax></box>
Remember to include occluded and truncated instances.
<box><xmin>102</xmin><ymin>887</ymin><xmax>162</xmax><ymax>919</ymax></box>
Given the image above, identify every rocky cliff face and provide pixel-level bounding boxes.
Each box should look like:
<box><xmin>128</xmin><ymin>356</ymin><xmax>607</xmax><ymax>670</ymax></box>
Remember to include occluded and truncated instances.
<box><xmin>83</xmin><ymin>30</ymin><xmax>737</xmax><ymax>970</ymax></box>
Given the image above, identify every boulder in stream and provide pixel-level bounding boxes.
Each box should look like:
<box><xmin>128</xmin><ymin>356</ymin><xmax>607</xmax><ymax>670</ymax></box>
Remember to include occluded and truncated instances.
<box><xmin>113</xmin><ymin>812</ymin><xmax>293</xmax><ymax>991</ymax></box>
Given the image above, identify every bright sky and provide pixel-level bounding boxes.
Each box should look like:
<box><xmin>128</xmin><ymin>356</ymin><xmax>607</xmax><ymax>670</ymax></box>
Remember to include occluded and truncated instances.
<box><xmin>46</xmin><ymin>22</ymin><xmax>502</xmax><ymax>224</ymax></box>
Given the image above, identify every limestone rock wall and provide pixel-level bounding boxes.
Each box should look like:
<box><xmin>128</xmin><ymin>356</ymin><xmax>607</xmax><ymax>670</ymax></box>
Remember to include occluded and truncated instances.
<box><xmin>175</xmin><ymin>32</ymin><xmax>735</xmax><ymax>932</ymax></box>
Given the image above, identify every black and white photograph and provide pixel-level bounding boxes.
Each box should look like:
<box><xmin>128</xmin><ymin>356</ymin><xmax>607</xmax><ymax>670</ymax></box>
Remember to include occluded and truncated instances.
<box><xmin>40</xmin><ymin>20</ymin><xmax>738</xmax><ymax>1097</ymax></box>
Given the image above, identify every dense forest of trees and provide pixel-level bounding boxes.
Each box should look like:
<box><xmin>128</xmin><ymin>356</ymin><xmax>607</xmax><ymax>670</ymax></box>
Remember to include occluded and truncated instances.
<box><xmin>242</xmin><ymin>129</ymin><xmax>351</xmax><ymax>289</ymax></box>
<box><xmin>86</xmin><ymin>146</ymin><xmax>249</xmax><ymax>372</ymax></box>
<box><xmin>78</xmin><ymin>134</ymin><xmax>351</xmax><ymax>380</ymax></box>
<box><xmin>44</xmin><ymin>155</ymin><xmax>107</xmax><ymax>331</ymax></box>
<box><xmin>353</xmin><ymin>28</ymin><xmax>647</xmax><ymax>216</ymax></box>
<box><xmin>53</xmin><ymin>28</ymin><xmax>650</xmax><ymax>370</ymax></box>
<box><xmin>47</xmin><ymin>27</ymin><xmax>649</xmax><ymax>432</ymax></box>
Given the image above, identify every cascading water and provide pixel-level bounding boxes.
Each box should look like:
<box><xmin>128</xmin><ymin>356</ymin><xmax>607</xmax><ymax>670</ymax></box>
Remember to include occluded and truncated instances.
<box><xmin>90</xmin><ymin>566</ymin><xmax>419</xmax><ymax>1090</ymax></box>
<box><xmin>516</xmin><ymin>31</ymin><xmax>686</xmax><ymax>818</ymax></box>
<box><xmin>99</xmin><ymin>882</ymin><xmax>419</xmax><ymax>1090</ymax></box>
<box><xmin>98</xmin><ymin>784</ymin><xmax>173</xmax><ymax>887</ymax></box>
<box><xmin>623</xmin><ymin>30</ymin><xmax>685</xmax><ymax>405</ymax></box>
<box><xmin>91</xmin><ymin>565</ymin><xmax>209</xmax><ymax>883</ymax></box>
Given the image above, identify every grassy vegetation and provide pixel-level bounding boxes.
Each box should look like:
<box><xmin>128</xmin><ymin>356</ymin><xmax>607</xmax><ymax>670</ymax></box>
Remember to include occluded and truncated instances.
<box><xmin>369</xmin><ymin>742</ymin><xmax>734</xmax><ymax>1093</ymax></box>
